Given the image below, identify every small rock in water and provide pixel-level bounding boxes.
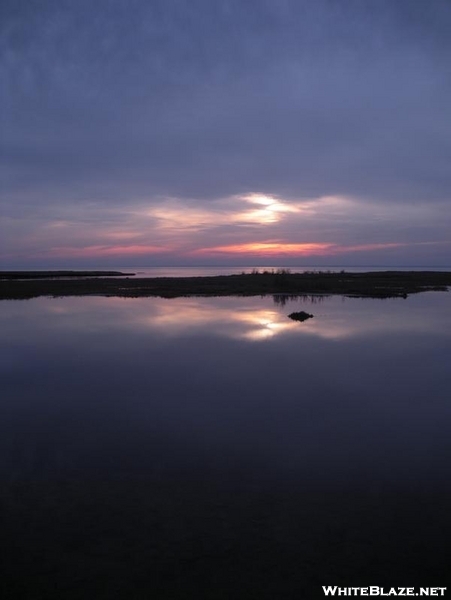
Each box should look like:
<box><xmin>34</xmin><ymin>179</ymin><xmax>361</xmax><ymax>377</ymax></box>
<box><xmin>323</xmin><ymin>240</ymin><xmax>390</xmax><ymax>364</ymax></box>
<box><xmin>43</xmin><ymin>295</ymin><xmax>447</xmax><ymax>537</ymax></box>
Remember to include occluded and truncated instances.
<box><xmin>288</xmin><ymin>311</ymin><xmax>314</xmax><ymax>322</ymax></box>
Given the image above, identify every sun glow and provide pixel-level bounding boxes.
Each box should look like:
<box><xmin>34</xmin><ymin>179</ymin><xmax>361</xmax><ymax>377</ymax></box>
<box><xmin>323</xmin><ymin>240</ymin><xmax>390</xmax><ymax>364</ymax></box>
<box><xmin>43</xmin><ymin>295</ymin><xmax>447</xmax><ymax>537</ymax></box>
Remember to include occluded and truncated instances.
<box><xmin>240</xmin><ymin>194</ymin><xmax>299</xmax><ymax>224</ymax></box>
<box><xmin>145</xmin><ymin>193</ymin><xmax>300</xmax><ymax>232</ymax></box>
<box><xmin>192</xmin><ymin>240</ymin><xmax>407</xmax><ymax>258</ymax></box>
<box><xmin>137</xmin><ymin>301</ymin><xmax>295</xmax><ymax>341</ymax></box>
<box><xmin>193</xmin><ymin>242</ymin><xmax>334</xmax><ymax>256</ymax></box>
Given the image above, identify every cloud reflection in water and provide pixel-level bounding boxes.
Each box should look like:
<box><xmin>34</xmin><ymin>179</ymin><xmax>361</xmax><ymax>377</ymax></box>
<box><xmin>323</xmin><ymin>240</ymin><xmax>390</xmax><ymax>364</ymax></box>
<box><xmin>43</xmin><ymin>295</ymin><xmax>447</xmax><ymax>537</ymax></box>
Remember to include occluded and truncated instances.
<box><xmin>5</xmin><ymin>291</ymin><xmax>448</xmax><ymax>344</ymax></box>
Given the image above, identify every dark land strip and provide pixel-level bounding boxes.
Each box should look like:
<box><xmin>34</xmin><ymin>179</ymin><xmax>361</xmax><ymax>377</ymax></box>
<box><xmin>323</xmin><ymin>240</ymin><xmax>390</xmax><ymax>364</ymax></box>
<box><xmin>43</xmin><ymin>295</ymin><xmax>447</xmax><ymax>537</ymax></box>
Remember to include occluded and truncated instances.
<box><xmin>1</xmin><ymin>270</ymin><xmax>451</xmax><ymax>300</ymax></box>
<box><xmin>0</xmin><ymin>270</ymin><xmax>132</xmax><ymax>279</ymax></box>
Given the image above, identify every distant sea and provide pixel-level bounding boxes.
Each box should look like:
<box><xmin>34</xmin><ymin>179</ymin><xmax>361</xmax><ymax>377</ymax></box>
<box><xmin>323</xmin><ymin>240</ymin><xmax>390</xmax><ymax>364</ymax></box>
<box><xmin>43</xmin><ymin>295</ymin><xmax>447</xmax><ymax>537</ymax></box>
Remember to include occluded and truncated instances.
<box><xmin>56</xmin><ymin>264</ymin><xmax>451</xmax><ymax>277</ymax></box>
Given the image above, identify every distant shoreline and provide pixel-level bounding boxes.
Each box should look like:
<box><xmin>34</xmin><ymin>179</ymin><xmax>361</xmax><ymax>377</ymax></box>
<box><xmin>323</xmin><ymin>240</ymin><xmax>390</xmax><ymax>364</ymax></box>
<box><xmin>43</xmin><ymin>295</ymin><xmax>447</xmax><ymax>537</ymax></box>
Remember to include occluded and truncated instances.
<box><xmin>1</xmin><ymin>270</ymin><xmax>451</xmax><ymax>300</ymax></box>
<box><xmin>0</xmin><ymin>270</ymin><xmax>133</xmax><ymax>280</ymax></box>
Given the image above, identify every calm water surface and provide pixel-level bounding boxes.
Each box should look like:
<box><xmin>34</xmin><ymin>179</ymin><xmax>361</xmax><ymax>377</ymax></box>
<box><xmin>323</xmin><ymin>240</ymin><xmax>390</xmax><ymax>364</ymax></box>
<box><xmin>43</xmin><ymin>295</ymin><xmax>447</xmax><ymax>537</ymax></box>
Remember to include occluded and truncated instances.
<box><xmin>60</xmin><ymin>264</ymin><xmax>451</xmax><ymax>277</ymax></box>
<box><xmin>1</xmin><ymin>292</ymin><xmax>450</xmax><ymax>598</ymax></box>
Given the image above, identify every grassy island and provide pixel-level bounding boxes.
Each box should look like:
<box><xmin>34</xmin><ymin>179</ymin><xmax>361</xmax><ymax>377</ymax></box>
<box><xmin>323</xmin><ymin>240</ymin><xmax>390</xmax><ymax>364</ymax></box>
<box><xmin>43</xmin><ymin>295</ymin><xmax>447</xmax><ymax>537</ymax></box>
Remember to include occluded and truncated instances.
<box><xmin>1</xmin><ymin>269</ymin><xmax>451</xmax><ymax>300</ymax></box>
<box><xmin>288</xmin><ymin>311</ymin><xmax>314</xmax><ymax>322</ymax></box>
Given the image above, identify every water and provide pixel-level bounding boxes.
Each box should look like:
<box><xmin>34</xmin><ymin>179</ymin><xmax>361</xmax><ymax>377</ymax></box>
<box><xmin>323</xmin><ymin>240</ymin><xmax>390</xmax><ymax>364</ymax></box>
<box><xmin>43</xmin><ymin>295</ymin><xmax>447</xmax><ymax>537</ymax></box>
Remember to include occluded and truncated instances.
<box><xmin>117</xmin><ymin>265</ymin><xmax>451</xmax><ymax>278</ymax></box>
<box><xmin>1</xmin><ymin>292</ymin><xmax>450</xmax><ymax>597</ymax></box>
<box><xmin>8</xmin><ymin>264</ymin><xmax>451</xmax><ymax>278</ymax></box>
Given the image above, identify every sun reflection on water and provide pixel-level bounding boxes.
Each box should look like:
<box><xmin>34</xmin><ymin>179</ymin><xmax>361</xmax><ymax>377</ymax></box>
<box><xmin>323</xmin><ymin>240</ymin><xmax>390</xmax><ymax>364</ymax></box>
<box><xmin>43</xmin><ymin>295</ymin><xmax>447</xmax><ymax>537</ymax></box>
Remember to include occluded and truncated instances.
<box><xmin>9</xmin><ymin>292</ymin><xmax>450</xmax><ymax>345</ymax></box>
<box><xmin>144</xmin><ymin>303</ymin><xmax>296</xmax><ymax>341</ymax></box>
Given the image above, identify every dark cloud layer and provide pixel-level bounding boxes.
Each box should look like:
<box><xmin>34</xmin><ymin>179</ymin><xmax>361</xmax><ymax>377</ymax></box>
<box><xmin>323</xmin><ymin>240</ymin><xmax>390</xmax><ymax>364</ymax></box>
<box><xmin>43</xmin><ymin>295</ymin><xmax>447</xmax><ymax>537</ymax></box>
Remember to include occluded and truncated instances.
<box><xmin>1</xmin><ymin>1</ymin><xmax>451</xmax><ymax>265</ymax></box>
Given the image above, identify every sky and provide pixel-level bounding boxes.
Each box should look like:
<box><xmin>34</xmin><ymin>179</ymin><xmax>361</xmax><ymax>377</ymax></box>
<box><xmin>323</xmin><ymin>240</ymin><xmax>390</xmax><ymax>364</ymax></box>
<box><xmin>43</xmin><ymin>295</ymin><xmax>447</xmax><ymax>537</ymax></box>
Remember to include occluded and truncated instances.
<box><xmin>1</xmin><ymin>0</ymin><xmax>451</xmax><ymax>268</ymax></box>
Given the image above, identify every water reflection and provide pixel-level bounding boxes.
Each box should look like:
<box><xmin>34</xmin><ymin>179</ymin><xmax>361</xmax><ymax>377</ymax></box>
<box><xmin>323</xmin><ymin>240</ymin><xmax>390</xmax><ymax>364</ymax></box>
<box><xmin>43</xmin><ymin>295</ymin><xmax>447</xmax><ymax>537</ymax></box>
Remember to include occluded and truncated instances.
<box><xmin>2</xmin><ymin>292</ymin><xmax>451</xmax><ymax>342</ymax></box>
<box><xmin>1</xmin><ymin>292</ymin><xmax>450</xmax><ymax>596</ymax></box>
<box><xmin>142</xmin><ymin>301</ymin><xmax>296</xmax><ymax>341</ymax></box>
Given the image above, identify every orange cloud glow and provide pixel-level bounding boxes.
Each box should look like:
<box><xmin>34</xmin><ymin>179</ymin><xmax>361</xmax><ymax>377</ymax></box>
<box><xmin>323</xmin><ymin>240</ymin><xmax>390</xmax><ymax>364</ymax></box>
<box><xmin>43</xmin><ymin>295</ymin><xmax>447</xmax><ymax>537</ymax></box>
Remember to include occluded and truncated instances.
<box><xmin>193</xmin><ymin>242</ymin><xmax>335</xmax><ymax>256</ymax></box>
<box><xmin>192</xmin><ymin>241</ymin><xmax>406</xmax><ymax>258</ymax></box>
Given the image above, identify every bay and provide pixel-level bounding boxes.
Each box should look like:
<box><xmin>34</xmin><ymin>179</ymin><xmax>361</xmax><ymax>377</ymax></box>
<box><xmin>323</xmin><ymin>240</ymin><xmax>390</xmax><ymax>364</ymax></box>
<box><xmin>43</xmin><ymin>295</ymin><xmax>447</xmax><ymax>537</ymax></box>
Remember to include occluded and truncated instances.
<box><xmin>1</xmin><ymin>292</ymin><xmax>450</xmax><ymax>598</ymax></box>
<box><xmin>14</xmin><ymin>264</ymin><xmax>451</xmax><ymax>278</ymax></box>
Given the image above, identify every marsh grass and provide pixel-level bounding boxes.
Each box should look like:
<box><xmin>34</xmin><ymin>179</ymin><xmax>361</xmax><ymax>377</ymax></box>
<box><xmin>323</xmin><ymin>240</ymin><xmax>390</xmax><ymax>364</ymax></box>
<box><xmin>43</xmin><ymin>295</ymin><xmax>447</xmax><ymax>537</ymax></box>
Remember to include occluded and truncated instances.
<box><xmin>1</xmin><ymin>270</ymin><xmax>451</xmax><ymax>300</ymax></box>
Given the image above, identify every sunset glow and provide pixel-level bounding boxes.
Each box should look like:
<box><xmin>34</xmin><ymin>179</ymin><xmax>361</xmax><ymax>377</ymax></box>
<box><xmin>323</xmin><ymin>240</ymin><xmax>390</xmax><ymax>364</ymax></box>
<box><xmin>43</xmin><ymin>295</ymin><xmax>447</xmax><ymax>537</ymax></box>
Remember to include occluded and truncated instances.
<box><xmin>193</xmin><ymin>242</ymin><xmax>334</xmax><ymax>256</ymax></box>
<box><xmin>2</xmin><ymin>2</ymin><xmax>451</xmax><ymax>269</ymax></box>
<box><xmin>3</xmin><ymin>4</ymin><xmax>451</xmax><ymax>599</ymax></box>
<box><xmin>192</xmin><ymin>241</ymin><xmax>407</xmax><ymax>258</ymax></box>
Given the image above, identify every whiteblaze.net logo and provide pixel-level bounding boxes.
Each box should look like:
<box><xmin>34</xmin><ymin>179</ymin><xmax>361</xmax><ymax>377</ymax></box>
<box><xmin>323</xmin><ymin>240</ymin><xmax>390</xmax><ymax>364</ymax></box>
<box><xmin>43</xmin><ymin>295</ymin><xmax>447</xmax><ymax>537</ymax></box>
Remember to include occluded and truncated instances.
<box><xmin>322</xmin><ymin>587</ymin><xmax>447</xmax><ymax>597</ymax></box>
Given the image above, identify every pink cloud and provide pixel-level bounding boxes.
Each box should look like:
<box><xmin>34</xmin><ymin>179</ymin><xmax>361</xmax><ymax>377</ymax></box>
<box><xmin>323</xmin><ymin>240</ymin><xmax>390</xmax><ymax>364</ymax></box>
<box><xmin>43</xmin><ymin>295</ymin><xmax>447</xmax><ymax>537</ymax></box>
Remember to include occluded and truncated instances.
<box><xmin>191</xmin><ymin>241</ymin><xmax>406</xmax><ymax>258</ymax></box>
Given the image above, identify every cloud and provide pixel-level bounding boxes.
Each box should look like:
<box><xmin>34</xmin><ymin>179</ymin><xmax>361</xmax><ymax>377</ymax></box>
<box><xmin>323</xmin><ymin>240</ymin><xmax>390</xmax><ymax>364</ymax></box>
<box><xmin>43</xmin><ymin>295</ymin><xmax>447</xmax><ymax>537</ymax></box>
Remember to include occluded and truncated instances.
<box><xmin>2</xmin><ymin>188</ymin><xmax>450</xmax><ymax>267</ymax></box>
<box><xmin>191</xmin><ymin>241</ymin><xmax>406</xmax><ymax>259</ymax></box>
<box><xmin>1</xmin><ymin>1</ymin><xmax>451</xmax><ymax>266</ymax></box>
